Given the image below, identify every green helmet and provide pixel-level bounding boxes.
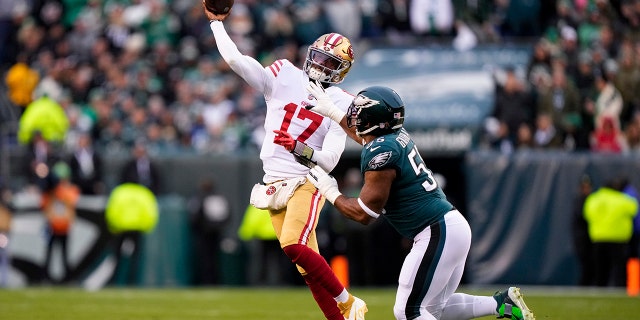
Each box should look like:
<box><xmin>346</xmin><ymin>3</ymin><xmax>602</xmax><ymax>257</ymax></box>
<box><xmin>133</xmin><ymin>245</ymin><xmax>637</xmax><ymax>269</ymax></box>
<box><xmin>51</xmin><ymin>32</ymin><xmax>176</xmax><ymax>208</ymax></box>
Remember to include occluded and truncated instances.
<box><xmin>347</xmin><ymin>86</ymin><xmax>405</xmax><ymax>137</ymax></box>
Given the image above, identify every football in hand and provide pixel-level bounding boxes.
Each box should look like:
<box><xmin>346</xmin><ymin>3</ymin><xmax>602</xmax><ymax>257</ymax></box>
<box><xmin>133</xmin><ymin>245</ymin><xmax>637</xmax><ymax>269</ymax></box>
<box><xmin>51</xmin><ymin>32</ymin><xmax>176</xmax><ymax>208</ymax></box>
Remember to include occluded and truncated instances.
<box><xmin>204</xmin><ymin>0</ymin><xmax>234</xmax><ymax>15</ymax></box>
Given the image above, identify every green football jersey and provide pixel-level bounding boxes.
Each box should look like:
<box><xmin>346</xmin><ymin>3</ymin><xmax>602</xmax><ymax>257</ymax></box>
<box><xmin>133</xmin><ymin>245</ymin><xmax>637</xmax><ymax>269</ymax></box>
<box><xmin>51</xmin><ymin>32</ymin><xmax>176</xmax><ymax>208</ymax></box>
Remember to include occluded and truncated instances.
<box><xmin>360</xmin><ymin>128</ymin><xmax>453</xmax><ymax>239</ymax></box>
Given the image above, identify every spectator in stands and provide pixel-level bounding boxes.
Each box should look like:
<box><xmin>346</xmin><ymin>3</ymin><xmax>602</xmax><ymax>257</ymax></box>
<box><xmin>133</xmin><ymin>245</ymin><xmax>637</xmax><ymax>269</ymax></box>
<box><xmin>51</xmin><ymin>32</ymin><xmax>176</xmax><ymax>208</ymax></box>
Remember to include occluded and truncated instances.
<box><xmin>502</xmin><ymin>0</ymin><xmax>544</xmax><ymax>37</ymax></box>
<box><xmin>556</xmin><ymin>26</ymin><xmax>580</xmax><ymax>78</ymax></box>
<box><xmin>526</xmin><ymin>39</ymin><xmax>553</xmax><ymax>91</ymax></box>
<box><xmin>545</xmin><ymin>1</ymin><xmax>580</xmax><ymax>39</ymax></box>
<box><xmin>584</xmin><ymin>176</ymin><xmax>638</xmax><ymax>287</ymax></box>
<box><xmin>179</xmin><ymin>2</ymin><xmax>215</xmax><ymax>53</ymax></box>
<box><xmin>287</xmin><ymin>1</ymin><xmax>331</xmax><ymax>46</ymax></box>
<box><xmin>572</xmin><ymin>174</ymin><xmax>594</xmax><ymax>286</ymax></box>
<box><xmin>625</xmin><ymin>115</ymin><xmax>640</xmax><ymax>153</ymax></box>
<box><xmin>537</xmin><ymin>67</ymin><xmax>583</xmax><ymax>149</ymax></box>
<box><xmin>596</xmin><ymin>23</ymin><xmax>620</xmax><ymax>60</ymax></box>
<box><xmin>585</xmin><ymin>65</ymin><xmax>624</xmax><ymax>132</ymax></box>
<box><xmin>491</xmin><ymin>65</ymin><xmax>536</xmax><ymax>149</ymax></box>
<box><xmin>591</xmin><ymin>116</ymin><xmax>628</xmax><ymax>153</ymax></box>
<box><xmin>0</xmin><ymin>0</ymin><xmax>24</xmax><ymax>67</ymax></box>
<box><xmin>484</xmin><ymin>119</ymin><xmax>515</xmax><ymax>154</ymax></box>
<box><xmin>620</xmin><ymin>0</ymin><xmax>640</xmax><ymax>43</ymax></box>
<box><xmin>41</xmin><ymin>161</ymin><xmax>80</xmax><ymax>284</ymax></box>
<box><xmin>571</xmin><ymin>51</ymin><xmax>596</xmax><ymax>101</ymax></box>
<box><xmin>515</xmin><ymin>123</ymin><xmax>535</xmax><ymax>150</ymax></box>
<box><xmin>533</xmin><ymin>112</ymin><xmax>565</xmax><ymax>149</ymax></box>
<box><xmin>614</xmin><ymin>48</ymin><xmax>640</xmax><ymax>127</ymax></box>
<box><xmin>201</xmin><ymin>89</ymin><xmax>235</xmax><ymax>152</ymax></box>
<box><xmin>577</xmin><ymin>5</ymin><xmax>604</xmax><ymax>49</ymax></box>
<box><xmin>234</xmin><ymin>83</ymin><xmax>266</xmax><ymax>151</ymax></box>
<box><xmin>377</xmin><ymin>0</ymin><xmax>412</xmax><ymax>41</ymax></box>
<box><xmin>409</xmin><ymin>0</ymin><xmax>455</xmax><ymax>37</ymax></box>
<box><xmin>139</xmin><ymin>0</ymin><xmax>180</xmax><ymax>48</ymax></box>
<box><xmin>323</xmin><ymin>0</ymin><xmax>362</xmax><ymax>42</ymax></box>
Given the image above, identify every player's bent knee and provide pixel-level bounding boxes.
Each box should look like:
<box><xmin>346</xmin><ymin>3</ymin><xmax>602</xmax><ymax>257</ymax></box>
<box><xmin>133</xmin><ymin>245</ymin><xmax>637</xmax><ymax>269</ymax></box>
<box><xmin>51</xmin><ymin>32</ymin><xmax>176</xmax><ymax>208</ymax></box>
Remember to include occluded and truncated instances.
<box><xmin>393</xmin><ymin>305</ymin><xmax>406</xmax><ymax>319</ymax></box>
<box><xmin>282</xmin><ymin>243</ymin><xmax>305</xmax><ymax>263</ymax></box>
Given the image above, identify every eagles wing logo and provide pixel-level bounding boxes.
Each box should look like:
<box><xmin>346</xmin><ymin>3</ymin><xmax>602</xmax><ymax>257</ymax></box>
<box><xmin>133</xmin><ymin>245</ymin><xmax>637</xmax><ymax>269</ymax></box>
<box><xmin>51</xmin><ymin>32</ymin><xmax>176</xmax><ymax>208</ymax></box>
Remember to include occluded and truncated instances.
<box><xmin>368</xmin><ymin>151</ymin><xmax>392</xmax><ymax>170</ymax></box>
<box><xmin>353</xmin><ymin>94</ymin><xmax>380</xmax><ymax>109</ymax></box>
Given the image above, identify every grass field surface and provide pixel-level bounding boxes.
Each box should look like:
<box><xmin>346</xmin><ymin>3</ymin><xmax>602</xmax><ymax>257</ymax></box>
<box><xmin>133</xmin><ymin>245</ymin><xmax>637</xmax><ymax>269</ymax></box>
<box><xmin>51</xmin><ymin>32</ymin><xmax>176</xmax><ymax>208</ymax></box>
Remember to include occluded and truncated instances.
<box><xmin>1</xmin><ymin>286</ymin><xmax>639</xmax><ymax>319</ymax></box>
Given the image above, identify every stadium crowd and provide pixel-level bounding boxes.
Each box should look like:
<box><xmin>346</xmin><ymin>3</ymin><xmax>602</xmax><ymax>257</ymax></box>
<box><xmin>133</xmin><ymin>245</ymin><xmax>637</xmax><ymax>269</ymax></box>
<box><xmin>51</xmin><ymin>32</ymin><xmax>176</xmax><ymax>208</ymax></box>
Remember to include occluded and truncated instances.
<box><xmin>2</xmin><ymin>0</ymin><xmax>640</xmax><ymax>158</ymax></box>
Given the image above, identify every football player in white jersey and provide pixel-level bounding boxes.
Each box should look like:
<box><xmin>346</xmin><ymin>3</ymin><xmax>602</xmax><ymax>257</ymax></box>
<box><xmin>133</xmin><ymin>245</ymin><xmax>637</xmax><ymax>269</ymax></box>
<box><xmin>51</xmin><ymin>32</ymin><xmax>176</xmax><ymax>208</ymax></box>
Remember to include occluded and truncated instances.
<box><xmin>305</xmin><ymin>85</ymin><xmax>535</xmax><ymax>320</ymax></box>
<box><xmin>204</xmin><ymin>3</ymin><xmax>367</xmax><ymax>320</ymax></box>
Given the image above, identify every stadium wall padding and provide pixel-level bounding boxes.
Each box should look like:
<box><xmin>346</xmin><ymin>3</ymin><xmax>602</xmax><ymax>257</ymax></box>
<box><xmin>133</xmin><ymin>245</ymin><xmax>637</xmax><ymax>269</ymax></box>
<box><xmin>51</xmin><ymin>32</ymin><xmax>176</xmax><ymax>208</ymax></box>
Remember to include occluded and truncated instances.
<box><xmin>464</xmin><ymin>150</ymin><xmax>640</xmax><ymax>285</ymax></box>
<box><xmin>6</xmin><ymin>151</ymin><xmax>640</xmax><ymax>287</ymax></box>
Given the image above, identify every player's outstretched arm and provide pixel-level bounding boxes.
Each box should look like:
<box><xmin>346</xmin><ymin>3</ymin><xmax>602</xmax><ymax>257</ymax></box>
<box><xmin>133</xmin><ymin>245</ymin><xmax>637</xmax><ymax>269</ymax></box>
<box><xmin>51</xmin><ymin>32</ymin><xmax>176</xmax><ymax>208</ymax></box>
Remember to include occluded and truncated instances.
<box><xmin>206</xmin><ymin>4</ymin><xmax>271</xmax><ymax>94</ymax></box>
<box><xmin>307</xmin><ymin>166</ymin><xmax>392</xmax><ymax>225</ymax></box>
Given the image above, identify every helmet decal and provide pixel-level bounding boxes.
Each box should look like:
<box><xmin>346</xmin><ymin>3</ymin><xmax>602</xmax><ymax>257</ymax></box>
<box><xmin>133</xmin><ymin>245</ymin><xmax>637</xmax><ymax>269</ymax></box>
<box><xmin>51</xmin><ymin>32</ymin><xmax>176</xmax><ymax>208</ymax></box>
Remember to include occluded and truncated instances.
<box><xmin>353</xmin><ymin>94</ymin><xmax>381</xmax><ymax>109</ymax></box>
<box><xmin>323</xmin><ymin>33</ymin><xmax>344</xmax><ymax>49</ymax></box>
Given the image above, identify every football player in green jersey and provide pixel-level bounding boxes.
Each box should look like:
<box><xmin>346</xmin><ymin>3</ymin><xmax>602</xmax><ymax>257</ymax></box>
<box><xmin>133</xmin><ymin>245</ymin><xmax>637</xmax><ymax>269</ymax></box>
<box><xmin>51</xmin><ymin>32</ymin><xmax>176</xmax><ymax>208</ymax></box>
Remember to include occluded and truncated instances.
<box><xmin>305</xmin><ymin>83</ymin><xmax>535</xmax><ymax>320</ymax></box>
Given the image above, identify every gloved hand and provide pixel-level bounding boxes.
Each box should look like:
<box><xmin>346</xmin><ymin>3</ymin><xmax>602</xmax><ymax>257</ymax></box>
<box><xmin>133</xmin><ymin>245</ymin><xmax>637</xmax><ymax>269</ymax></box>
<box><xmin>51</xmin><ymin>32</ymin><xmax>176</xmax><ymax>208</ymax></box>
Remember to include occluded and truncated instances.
<box><xmin>307</xmin><ymin>165</ymin><xmax>342</xmax><ymax>204</ymax></box>
<box><xmin>273</xmin><ymin>130</ymin><xmax>295</xmax><ymax>151</ymax></box>
<box><xmin>305</xmin><ymin>80</ymin><xmax>345</xmax><ymax>123</ymax></box>
<box><xmin>274</xmin><ymin>130</ymin><xmax>317</xmax><ymax>167</ymax></box>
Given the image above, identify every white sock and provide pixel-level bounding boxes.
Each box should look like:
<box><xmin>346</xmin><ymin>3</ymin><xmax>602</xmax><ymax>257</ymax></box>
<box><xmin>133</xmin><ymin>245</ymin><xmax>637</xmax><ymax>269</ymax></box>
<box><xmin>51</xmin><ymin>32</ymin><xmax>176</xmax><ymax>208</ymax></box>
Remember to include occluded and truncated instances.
<box><xmin>441</xmin><ymin>293</ymin><xmax>498</xmax><ymax>320</ymax></box>
<box><xmin>334</xmin><ymin>289</ymin><xmax>350</xmax><ymax>303</ymax></box>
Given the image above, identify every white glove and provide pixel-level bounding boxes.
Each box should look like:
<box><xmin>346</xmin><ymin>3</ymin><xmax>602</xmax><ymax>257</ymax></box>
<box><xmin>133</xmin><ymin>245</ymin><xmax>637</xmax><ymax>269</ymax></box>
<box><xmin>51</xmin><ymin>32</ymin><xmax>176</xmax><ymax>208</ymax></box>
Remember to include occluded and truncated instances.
<box><xmin>307</xmin><ymin>165</ymin><xmax>342</xmax><ymax>204</ymax></box>
<box><xmin>305</xmin><ymin>80</ymin><xmax>346</xmax><ymax>123</ymax></box>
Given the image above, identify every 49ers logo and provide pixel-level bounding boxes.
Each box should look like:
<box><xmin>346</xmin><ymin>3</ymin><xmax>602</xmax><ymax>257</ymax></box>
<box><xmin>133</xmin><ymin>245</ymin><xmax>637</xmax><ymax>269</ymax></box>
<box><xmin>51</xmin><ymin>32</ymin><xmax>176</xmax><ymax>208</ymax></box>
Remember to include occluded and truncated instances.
<box><xmin>346</xmin><ymin>46</ymin><xmax>354</xmax><ymax>59</ymax></box>
<box><xmin>266</xmin><ymin>185</ymin><xmax>277</xmax><ymax>195</ymax></box>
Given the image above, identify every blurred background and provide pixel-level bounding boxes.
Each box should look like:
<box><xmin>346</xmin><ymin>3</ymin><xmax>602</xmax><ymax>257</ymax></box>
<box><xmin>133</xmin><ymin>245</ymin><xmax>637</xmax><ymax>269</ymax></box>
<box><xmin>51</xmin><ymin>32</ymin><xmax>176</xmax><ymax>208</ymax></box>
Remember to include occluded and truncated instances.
<box><xmin>0</xmin><ymin>0</ymin><xmax>639</xmax><ymax>290</ymax></box>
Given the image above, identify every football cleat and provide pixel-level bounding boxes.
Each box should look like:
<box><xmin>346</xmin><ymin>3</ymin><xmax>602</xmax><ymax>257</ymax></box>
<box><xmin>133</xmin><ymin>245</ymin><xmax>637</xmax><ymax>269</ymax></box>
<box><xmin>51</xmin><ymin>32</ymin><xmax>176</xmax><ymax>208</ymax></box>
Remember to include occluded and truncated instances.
<box><xmin>494</xmin><ymin>287</ymin><xmax>535</xmax><ymax>320</ymax></box>
<box><xmin>338</xmin><ymin>295</ymin><xmax>368</xmax><ymax>320</ymax></box>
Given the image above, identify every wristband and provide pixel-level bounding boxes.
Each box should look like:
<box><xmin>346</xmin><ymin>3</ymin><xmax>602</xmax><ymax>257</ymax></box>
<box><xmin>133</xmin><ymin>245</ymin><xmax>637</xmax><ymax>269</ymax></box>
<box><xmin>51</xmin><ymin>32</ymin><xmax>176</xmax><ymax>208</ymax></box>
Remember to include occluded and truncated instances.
<box><xmin>292</xmin><ymin>140</ymin><xmax>314</xmax><ymax>162</ymax></box>
<box><xmin>327</xmin><ymin>109</ymin><xmax>346</xmax><ymax>124</ymax></box>
<box><xmin>324</xmin><ymin>188</ymin><xmax>342</xmax><ymax>204</ymax></box>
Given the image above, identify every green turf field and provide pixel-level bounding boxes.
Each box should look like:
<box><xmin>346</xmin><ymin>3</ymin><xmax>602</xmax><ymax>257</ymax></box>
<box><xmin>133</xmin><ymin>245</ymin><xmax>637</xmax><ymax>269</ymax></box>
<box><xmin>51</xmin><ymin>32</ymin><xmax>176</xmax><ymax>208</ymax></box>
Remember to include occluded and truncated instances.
<box><xmin>1</xmin><ymin>286</ymin><xmax>638</xmax><ymax>319</ymax></box>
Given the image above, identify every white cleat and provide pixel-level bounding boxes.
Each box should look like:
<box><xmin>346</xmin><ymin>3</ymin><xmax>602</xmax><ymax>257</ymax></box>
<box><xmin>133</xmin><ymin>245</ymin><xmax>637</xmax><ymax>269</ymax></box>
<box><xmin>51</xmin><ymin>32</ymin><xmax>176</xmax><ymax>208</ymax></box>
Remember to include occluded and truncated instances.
<box><xmin>339</xmin><ymin>295</ymin><xmax>368</xmax><ymax>320</ymax></box>
<box><xmin>507</xmin><ymin>287</ymin><xmax>535</xmax><ymax>320</ymax></box>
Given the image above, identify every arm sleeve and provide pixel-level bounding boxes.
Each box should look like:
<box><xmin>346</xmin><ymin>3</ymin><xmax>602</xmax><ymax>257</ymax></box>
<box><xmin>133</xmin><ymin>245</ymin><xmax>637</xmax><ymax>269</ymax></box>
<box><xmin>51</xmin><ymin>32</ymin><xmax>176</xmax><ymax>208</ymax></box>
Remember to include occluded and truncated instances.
<box><xmin>210</xmin><ymin>21</ymin><xmax>272</xmax><ymax>95</ymax></box>
<box><xmin>312</xmin><ymin>120</ymin><xmax>347</xmax><ymax>172</ymax></box>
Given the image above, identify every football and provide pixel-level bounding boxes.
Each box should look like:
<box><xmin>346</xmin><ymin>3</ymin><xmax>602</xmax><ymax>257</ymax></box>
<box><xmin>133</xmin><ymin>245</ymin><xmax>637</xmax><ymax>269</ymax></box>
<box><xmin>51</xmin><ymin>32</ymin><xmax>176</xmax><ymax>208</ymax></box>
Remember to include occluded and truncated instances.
<box><xmin>204</xmin><ymin>0</ymin><xmax>234</xmax><ymax>15</ymax></box>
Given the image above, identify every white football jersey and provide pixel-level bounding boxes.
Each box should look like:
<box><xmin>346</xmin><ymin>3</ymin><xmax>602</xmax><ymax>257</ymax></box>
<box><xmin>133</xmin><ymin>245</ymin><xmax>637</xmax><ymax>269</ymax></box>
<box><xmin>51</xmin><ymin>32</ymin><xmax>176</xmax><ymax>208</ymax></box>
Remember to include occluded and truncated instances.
<box><xmin>209</xmin><ymin>21</ymin><xmax>352</xmax><ymax>183</ymax></box>
<box><xmin>260</xmin><ymin>59</ymin><xmax>352</xmax><ymax>183</ymax></box>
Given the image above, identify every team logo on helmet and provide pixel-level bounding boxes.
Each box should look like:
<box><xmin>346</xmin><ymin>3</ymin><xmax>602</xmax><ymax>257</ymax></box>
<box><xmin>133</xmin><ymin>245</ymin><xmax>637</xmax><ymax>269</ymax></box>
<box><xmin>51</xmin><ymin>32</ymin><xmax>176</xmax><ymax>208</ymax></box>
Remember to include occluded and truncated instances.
<box><xmin>353</xmin><ymin>94</ymin><xmax>380</xmax><ymax>109</ymax></box>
